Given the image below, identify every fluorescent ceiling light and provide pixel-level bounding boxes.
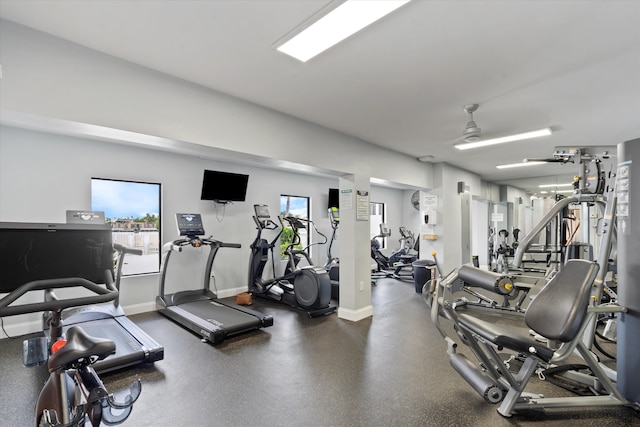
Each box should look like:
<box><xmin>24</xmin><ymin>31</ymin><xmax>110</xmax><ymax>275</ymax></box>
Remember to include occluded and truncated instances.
<box><xmin>538</xmin><ymin>183</ymin><xmax>573</xmax><ymax>188</ymax></box>
<box><xmin>454</xmin><ymin>127</ymin><xmax>553</xmax><ymax>150</ymax></box>
<box><xmin>496</xmin><ymin>161</ymin><xmax>546</xmax><ymax>169</ymax></box>
<box><xmin>276</xmin><ymin>0</ymin><xmax>411</xmax><ymax>62</ymax></box>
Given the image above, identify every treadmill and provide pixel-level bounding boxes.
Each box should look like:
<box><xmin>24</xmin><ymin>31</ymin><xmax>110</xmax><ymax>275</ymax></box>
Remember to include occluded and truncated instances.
<box><xmin>51</xmin><ymin>242</ymin><xmax>165</xmax><ymax>374</ymax></box>
<box><xmin>156</xmin><ymin>213</ymin><xmax>273</xmax><ymax>343</ymax></box>
<box><xmin>1</xmin><ymin>221</ymin><xmax>164</xmax><ymax>374</ymax></box>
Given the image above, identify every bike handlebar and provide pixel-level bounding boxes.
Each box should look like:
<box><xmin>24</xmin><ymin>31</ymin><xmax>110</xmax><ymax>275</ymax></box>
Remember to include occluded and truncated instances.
<box><xmin>113</xmin><ymin>243</ymin><xmax>143</xmax><ymax>256</ymax></box>
<box><xmin>0</xmin><ymin>273</ymin><xmax>117</xmax><ymax>317</ymax></box>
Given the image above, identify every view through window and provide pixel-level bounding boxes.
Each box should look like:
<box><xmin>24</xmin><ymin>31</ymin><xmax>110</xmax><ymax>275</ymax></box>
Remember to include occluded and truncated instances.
<box><xmin>91</xmin><ymin>178</ymin><xmax>161</xmax><ymax>275</ymax></box>
<box><xmin>280</xmin><ymin>195</ymin><xmax>310</xmax><ymax>260</ymax></box>
<box><xmin>370</xmin><ymin>201</ymin><xmax>386</xmax><ymax>249</ymax></box>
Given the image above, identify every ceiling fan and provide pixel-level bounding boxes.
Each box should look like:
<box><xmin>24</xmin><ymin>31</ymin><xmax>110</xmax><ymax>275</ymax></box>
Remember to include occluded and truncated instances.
<box><xmin>461</xmin><ymin>103</ymin><xmax>482</xmax><ymax>143</ymax></box>
<box><xmin>417</xmin><ymin>104</ymin><xmax>553</xmax><ymax>162</ymax></box>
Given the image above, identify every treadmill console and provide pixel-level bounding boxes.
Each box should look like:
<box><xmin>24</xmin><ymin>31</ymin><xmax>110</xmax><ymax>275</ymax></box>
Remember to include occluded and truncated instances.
<box><xmin>176</xmin><ymin>213</ymin><xmax>205</xmax><ymax>237</ymax></box>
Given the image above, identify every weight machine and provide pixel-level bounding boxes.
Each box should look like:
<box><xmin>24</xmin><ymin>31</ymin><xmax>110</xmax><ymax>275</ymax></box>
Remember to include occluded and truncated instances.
<box><xmin>424</xmin><ymin>142</ymin><xmax>640</xmax><ymax>416</ymax></box>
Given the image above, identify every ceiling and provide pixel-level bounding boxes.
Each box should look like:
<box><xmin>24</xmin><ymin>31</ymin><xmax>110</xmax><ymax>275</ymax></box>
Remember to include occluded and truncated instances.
<box><xmin>1</xmin><ymin>0</ymin><xmax>639</xmax><ymax>195</ymax></box>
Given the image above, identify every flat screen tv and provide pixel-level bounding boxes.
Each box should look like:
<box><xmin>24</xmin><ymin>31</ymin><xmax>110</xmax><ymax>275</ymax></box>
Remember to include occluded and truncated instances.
<box><xmin>328</xmin><ymin>188</ymin><xmax>339</xmax><ymax>209</ymax></box>
<box><xmin>200</xmin><ymin>170</ymin><xmax>249</xmax><ymax>203</ymax></box>
<box><xmin>0</xmin><ymin>222</ymin><xmax>114</xmax><ymax>294</ymax></box>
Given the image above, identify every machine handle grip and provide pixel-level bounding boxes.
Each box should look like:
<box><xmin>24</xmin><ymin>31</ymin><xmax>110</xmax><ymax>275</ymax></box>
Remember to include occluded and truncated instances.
<box><xmin>0</xmin><ymin>275</ymin><xmax>117</xmax><ymax>317</ymax></box>
<box><xmin>113</xmin><ymin>243</ymin><xmax>143</xmax><ymax>256</ymax></box>
<box><xmin>201</xmin><ymin>237</ymin><xmax>241</xmax><ymax>249</ymax></box>
<box><xmin>220</xmin><ymin>243</ymin><xmax>241</xmax><ymax>249</ymax></box>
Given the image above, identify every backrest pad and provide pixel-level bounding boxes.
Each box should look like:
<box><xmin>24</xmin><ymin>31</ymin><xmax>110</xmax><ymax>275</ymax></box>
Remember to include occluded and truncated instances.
<box><xmin>525</xmin><ymin>259</ymin><xmax>599</xmax><ymax>342</ymax></box>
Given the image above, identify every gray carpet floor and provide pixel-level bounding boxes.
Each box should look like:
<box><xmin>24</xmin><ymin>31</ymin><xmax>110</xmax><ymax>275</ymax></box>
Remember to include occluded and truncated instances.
<box><xmin>1</xmin><ymin>278</ymin><xmax>638</xmax><ymax>426</ymax></box>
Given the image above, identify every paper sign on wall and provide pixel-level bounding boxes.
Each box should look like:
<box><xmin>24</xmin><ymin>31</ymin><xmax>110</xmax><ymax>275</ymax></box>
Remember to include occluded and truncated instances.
<box><xmin>423</xmin><ymin>195</ymin><xmax>438</xmax><ymax>208</ymax></box>
<box><xmin>356</xmin><ymin>190</ymin><xmax>369</xmax><ymax>221</ymax></box>
<box><xmin>341</xmin><ymin>189</ymin><xmax>353</xmax><ymax>210</ymax></box>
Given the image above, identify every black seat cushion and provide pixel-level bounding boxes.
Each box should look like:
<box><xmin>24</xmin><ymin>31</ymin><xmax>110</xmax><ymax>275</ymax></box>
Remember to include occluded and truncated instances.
<box><xmin>525</xmin><ymin>259</ymin><xmax>599</xmax><ymax>342</ymax></box>
<box><xmin>48</xmin><ymin>325</ymin><xmax>115</xmax><ymax>372</ymax></box>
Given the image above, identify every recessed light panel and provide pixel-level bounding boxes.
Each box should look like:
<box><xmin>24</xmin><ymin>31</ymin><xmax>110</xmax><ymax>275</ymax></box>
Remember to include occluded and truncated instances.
<box><xmin>277</xmin><ymin>0</ymin><xmax>411</xmax><ymax>62</ymax></box>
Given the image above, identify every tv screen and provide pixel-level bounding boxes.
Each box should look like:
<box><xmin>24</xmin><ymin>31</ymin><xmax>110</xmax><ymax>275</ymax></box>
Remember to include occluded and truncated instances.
<box><xmin>0</xmin><ymin>222</ymin><xmax>114</xmax><ymax>294</ymax></box>
<box><xmin>200</xmin><ymin>170</ymin><xmax>249</xmax><ymax>203</ymax></box>
<box><xmin>328</xmin><ymin>188</ymin><xmax>339</xmax><ymax>209</ymax></box>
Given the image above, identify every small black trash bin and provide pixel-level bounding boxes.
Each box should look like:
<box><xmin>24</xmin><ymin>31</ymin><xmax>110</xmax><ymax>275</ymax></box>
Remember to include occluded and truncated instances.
<box><xmin>412</xmin><ymin>259</ymin><xmax>436</xmax><ymax>293</ymax></box>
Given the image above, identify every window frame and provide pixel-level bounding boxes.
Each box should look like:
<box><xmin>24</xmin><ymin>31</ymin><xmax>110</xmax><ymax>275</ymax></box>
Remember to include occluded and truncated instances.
<box><xmin>91</xmin><ymin>177</ymin><xmax>162</xmax><ymax>276</ymax></box>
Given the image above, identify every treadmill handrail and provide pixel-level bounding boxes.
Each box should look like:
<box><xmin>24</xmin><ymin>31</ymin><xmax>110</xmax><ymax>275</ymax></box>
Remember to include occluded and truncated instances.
<box><xmin>0</xmin><ymin>274</ymin><xmax>117</xmax><ymax>318</ymax></box>
<box><xmin>159</xmin><ymin>236</ymin><xmax>242</xmax><ymax>296</ymax></box>
<box><xmin>162</xmin><ymin>237</ymin><xmax>241</xmax><ymax>251</ymax></box>
<box><xmin>201</xmin><ymin>237</ymin><xmax>241</xmax><ymax>249</ymax></box>
<box><xmin>162</xmin><ymin>238</ymin><xmax>191</xmax><ymax>253</ymax></box>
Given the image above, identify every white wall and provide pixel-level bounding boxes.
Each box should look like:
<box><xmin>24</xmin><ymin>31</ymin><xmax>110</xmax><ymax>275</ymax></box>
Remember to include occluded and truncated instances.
<box><xmin>420</xmin><ymin>163</ymin><xmax>483</xmax><ymax>273</ymax></box>
<box><xmin>0</xmin><ymin>126</ymin><xmax>411</xmax><ymax>335</ymax></box>
<box><xmin>0</xmin><ymin>19</ymin><xmax>433</xmax><ymax>191</ymax></box>
<box><xmin>0</xmin><ymin>19</ymin><xmax>494</xmax><ymax>330</ymax></box>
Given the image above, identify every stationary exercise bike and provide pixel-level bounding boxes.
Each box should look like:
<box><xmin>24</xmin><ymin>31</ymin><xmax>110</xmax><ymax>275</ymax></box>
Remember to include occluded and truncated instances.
<box><xmin>248</xmin><ymin>204</ymin><xmax>336</xmax><ymax>317</ymax></box>
<box><xmin>0</xmin><ymin>221</ymin><xmax>142</xmax><ymax>426</ymax></box>
<box><xmin>2</xmin><ymin>279</ymin><xmax>142</xmax><ymax>427</ymax></box>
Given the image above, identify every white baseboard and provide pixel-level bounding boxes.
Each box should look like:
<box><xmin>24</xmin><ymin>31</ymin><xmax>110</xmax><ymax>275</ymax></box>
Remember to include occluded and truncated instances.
<box><xmin>217</xmin><ymin>286</ymin><xmax>247</xmax><ymax>299</ymax></box>
<box><xmin>120</xmin><ymin>286</ymin><xmax>246</xmax><ymax>316</ymax></box>
<box><xmin>122</xmin><ymin>302</ymin><xmax>157</xmax><ymax>316</ymax></box>
<box><xmin>338</xmin><ymin>305</ymin><xmax>373</xmax><ymax>322</ymax></box>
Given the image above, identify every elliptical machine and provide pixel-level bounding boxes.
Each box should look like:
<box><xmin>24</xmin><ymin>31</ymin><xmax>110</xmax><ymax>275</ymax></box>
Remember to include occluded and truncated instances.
<box><xmin>248</xmin><ymin>204</ymin><xmax>336</xmax><ymax>317</ymax></box>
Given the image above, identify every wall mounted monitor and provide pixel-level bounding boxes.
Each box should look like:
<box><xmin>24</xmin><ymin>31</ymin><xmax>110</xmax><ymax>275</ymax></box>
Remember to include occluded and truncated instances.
<box><xmin>328</xmin><ymin>188</ymin><xmax>339</xmax><ymax>209</ymax></box>
<box><xmin>200</xmin><ymin>170</ymin><xmax>249</xmax><ymax>203</ymax></box>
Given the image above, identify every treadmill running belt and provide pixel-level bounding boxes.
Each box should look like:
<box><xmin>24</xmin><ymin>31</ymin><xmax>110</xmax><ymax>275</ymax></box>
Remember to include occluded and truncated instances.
<box><xmin>178</xmin><ymin>300</ymin><xmax>263</xmax><ymax>333</ymax></box>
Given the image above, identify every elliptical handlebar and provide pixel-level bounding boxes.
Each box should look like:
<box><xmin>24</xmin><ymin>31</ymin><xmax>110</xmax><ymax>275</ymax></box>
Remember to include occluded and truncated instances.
<box><xmin>282</xmin><ymin>215</ymin><xmax>328</xmax><ymax>249</ymax></box>
<box><xmin>253</xmin><ymin>215</ymin><xmax>279</xmax><ymax>231</ymax></box>
<box><xmin>0</xmin><ymin>274</ymin><xmax>117</xmax><ymax>318</ymax></box>
<box><xmin>282</xmin><ymin>215</ymin><xmax>306</xmax><ymax>230</ymax></box>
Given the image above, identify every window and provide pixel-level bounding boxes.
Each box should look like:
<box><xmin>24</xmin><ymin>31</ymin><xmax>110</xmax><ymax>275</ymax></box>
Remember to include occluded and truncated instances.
<box><xmin>370</xmin><ymin>201</ymin><xmax>386</xmax><ymax>249</ymax></box>
<box><xmin>91</xmin><ymin>178</ymin><xmax>161</xmax><ymax>275</ymax></box>
<box><xmin>280</xmin><ymin>195</ymin><xmax>310</xmax><ymax>259</ymax></box>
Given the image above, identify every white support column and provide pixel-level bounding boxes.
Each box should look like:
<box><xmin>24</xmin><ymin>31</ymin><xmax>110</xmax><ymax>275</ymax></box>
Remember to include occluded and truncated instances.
<box><xmin>337</xmin><ymin>175</ymin><xmax>373</xmax><ymax>321</ymax></box>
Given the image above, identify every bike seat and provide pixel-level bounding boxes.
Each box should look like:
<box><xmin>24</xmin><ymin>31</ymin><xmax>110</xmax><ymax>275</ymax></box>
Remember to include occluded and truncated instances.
<box><xmin>47</xmin><ymin>326</ymin><xmax>116</xmax><ymax>372</ymax></box>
